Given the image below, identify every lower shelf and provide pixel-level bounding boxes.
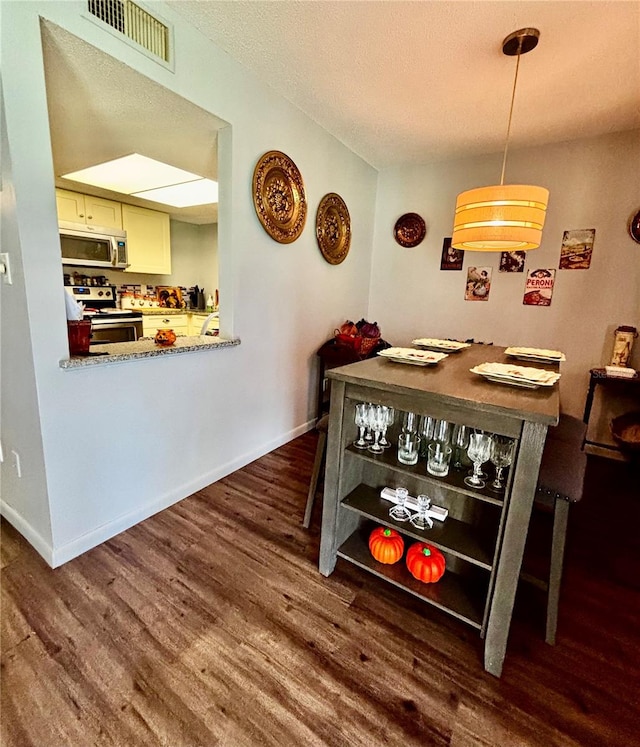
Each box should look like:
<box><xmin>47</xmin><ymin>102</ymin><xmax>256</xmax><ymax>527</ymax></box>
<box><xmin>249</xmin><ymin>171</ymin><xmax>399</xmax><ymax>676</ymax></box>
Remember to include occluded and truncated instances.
<box><xmin>337</xmin><ymin>525</ymin><xmax>486</xmax><ymax>630</ymax></box>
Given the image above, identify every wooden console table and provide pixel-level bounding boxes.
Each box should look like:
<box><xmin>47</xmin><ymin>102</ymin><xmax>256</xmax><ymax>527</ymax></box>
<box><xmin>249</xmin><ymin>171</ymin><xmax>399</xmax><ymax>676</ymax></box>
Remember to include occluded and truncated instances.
<box><xmin>319</xmin><ymin>347</ymin><xmax>559</xmax><ymax>677</ymax></box>
<box><xmin>582</xmin><ymin>368</ymin><xmax>640</xmax><ymax>453</ymax></box>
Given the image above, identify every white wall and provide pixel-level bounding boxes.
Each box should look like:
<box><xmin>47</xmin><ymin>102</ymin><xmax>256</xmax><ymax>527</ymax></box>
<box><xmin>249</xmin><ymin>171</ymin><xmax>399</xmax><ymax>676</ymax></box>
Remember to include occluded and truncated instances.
<box><xmin>0</xmin><ymin>85</ymin><xmax>54</xmax><ymax>558</ymax></box>
<box><xmin>369</xmin><ymin>129</ymin><xmax>640</xmax><ymax>426</ymax></box>
<box><xmin>1</xmin><ymin>1</ymin><xmax>377</xmax><ymax>565</ymax></box>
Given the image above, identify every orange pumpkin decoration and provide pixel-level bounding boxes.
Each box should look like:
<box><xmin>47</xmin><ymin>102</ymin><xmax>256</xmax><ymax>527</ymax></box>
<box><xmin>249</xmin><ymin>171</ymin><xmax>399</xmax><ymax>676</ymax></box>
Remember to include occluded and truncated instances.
<box><xmin>406</xmin><ymin>542</ymin><xmax>446</xmax><ymax>583</ymax></box>
<box><xmin>369</xmin><ymin>526</ymin><xmax>404</xmax><ymax>564</ymax></box>
<box><xmin>154</xmin><ymin>328</ymin><xmax>177</xmax><ymax>346</ymax></box>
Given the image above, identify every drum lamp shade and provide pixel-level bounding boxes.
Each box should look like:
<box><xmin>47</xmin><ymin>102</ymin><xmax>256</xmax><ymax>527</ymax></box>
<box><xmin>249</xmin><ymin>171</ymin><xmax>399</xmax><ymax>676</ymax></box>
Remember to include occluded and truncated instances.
<box><xmin>452</xmin><ymin>184</ymin><xmax>549</xmax><ymax>251</ymax></box>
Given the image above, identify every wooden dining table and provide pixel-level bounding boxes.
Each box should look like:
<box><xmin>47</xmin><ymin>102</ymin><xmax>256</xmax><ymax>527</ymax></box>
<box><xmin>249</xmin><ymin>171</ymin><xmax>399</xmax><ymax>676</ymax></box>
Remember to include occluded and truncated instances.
<box><xmin>319</xmin><ymin>344</ymin><xmax>560</xmax><ymax>676</ymax></box>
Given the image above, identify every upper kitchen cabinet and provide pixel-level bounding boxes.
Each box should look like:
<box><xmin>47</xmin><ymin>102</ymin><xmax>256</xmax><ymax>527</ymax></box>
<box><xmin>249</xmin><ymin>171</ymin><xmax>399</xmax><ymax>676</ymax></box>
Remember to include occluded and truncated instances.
<box><xmin>55</xmin><ymin>188</ymin><xmax>122</xmax><ymax>229</ymax></box>
<box><xmin>122</xmin><ymin>204</ymin><xmax>171</xmax><ymax>275</ymax></box>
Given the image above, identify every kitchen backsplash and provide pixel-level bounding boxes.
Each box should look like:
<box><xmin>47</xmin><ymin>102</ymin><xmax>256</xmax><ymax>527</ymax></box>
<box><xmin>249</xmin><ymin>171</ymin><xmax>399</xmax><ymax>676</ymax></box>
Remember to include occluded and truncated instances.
<box><xmin>63</xmin><ymin>270</ymin><xmax>216</xmax><ymax>310</ymax></box>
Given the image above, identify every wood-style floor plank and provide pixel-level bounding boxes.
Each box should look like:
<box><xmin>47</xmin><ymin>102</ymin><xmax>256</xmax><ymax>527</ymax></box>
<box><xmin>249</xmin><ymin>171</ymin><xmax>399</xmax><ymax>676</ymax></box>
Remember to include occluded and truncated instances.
<box><xmin>1</xmin><ymin>434</ymin><xmax>639</xmax><ymax>746</ymax></box>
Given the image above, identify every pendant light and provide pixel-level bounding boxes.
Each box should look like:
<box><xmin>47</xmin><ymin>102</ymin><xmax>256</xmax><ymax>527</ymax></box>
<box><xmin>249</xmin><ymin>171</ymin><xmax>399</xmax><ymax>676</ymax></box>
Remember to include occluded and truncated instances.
<box><xmin>451</xmin><ymin>28</ymin><xmax>549</xmax><ymax>252</ymax></box>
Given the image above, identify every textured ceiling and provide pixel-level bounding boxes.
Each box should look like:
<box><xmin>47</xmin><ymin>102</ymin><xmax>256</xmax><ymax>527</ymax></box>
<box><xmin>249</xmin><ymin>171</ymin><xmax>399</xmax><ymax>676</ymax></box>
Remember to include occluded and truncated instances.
<box><xmin>41</xmin><ymin>2</ymin><xmax>639</xmax><ymax>227</ymax></box>
<box><xmin>169</xmin><ymin>0</ymin><xmax>640</xmax><ymax>169</ymax></box>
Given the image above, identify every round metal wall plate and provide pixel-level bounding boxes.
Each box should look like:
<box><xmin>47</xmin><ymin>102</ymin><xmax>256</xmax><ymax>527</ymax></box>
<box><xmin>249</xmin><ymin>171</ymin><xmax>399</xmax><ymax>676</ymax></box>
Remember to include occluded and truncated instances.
<box><xmin>629</xmin><ymin>209</ymin><xmax>640</xmax><ymax>244</ymax></box>
<box><xmin>393</xmin><ymin>213</ymin><xmax>426</xmax><ymax>248</ymax></box>
<box><xmin>252</xmin><ymin>150</ymin><xmax>307</xmax><ymax>244</ymax></box>
<box><xmin>316</xmin><ymin>193</ymin><xmax>351</xmax><ymax>265</ymax></box>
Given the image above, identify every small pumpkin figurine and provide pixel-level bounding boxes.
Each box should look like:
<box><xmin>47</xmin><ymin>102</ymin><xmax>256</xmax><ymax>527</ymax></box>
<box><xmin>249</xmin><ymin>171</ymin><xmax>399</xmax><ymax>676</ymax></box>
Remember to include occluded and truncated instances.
<box><xmin>154</xmin><ymin>328</ymin><xmax>177</xmax><ymax>347</ymax></box>
<box><xmin>406</xmin><ymin>542</ymin><xmax>446</xmax><ymax>583</ymax></box>
<box><xmin>369</xmin><ymin>526</ymin><xmax>404</xmax><ymax>565</ymax></box>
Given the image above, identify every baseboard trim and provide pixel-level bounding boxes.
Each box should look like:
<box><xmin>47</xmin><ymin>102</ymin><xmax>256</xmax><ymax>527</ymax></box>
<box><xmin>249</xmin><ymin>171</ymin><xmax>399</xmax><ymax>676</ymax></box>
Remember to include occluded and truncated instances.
<box><xmin>0</xmin><ymin>501</ymin><xmax>54</xmax><ymax>566</ymax></box>
<box><xmin>49</xmin><ymin>419</ymin><xmax>316</xmax><ymax>567</ymax></box>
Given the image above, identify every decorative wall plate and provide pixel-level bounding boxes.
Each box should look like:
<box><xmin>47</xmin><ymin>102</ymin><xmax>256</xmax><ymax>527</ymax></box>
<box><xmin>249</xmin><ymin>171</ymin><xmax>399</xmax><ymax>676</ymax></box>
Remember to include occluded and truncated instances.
<box><xmin>394</xmin><ymin>213</ymin><xmax>426</xmax><ymax>247</ymax></box>
<box><xmin>629</xmin><ymin>209</ymin><xmax>640</xmax><ymax>244</ymax></box>
<box><xmin>252</xmin><ymin>151</ymin><xmax>307</xmax><ymax>243</ymax></box>
<box><xmin>316</xmin><ymin>193</ymin><xmax>351</xmax><ymax>265</ymax></box>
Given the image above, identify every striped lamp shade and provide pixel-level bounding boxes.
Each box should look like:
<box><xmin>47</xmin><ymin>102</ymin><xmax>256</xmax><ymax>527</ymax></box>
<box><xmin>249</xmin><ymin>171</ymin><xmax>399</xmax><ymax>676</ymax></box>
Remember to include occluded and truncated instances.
<box><xmin>451</xmin><ymin>184</ymin><xmax>549</xmax><ymax>251</ymax></box>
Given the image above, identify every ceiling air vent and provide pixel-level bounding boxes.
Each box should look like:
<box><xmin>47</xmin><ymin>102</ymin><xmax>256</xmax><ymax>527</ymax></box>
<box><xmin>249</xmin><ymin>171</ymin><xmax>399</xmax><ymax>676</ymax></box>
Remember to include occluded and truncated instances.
<box><xmin>88</xmin><ymin>0</ymin><xmax>170</xmax><ymax>62</ymax></box>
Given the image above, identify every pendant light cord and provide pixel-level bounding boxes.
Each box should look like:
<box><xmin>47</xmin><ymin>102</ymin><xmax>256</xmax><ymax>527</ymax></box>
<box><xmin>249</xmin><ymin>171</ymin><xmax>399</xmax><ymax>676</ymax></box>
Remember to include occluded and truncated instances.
<box><xmin>499</xmin><ymin>38</ymin><xmax>523</xmax><ymax>186</ymax></box>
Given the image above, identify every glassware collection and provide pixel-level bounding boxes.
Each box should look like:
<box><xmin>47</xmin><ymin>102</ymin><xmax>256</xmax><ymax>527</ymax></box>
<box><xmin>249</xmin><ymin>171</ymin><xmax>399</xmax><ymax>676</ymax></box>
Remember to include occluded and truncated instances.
<box><xmin>352</xmin><ymin>403</ymin><xmax>395</xmax><ymax>454</ymax></box>
<box><xmin>352</xmin><ymin>404</ymin><xmax>515</xmax><ymax>491</ymax></box>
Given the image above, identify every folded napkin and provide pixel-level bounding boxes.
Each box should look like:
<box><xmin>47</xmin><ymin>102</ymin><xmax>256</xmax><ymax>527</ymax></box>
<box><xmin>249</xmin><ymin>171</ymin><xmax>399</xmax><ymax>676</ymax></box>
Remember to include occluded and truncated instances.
<box><xmin>605</xmin><ymin>365</ymin><xmax>637</xmax><ymax>379</ymax></box>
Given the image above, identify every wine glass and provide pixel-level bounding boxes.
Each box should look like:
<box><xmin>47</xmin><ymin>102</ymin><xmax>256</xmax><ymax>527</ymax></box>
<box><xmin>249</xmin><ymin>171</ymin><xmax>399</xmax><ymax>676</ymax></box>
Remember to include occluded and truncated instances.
<box><xmin>364</xmin><ymin>403</ymin><xmax>375</xmax><ymax>443</ymax></box>
<box><xmin>367</xmin><ymin>405</ymin><xmax>386</xmax><ymax>454</ymax></box>
<box><xmin>432</xmin><ymin>419</ymin><xmax>453</xmax><ymax>445</ymax></box>
<box><xmin>468</xmin><ymin>429</ymin><xmax>489</xmax><ymax>478</ymax></box>
<box><xmin>379</xmin><ymin>406</ymin><xmax>395</xmax><ymax>449</ymax></box>
<box><xmin>451</xmin><ymin>424</ymin><xmax>470</xmax><ymax>470</ymax></box>
<box><xmin>489</xmin><ymin>436</ymin><xmax>514</xmax><ymax>492</ymax></box>
<box><xmin>418</xmin><ymin>415</ymin><xmax>435</xmax><ymax>458</ymax></box>
<box><xmin>464</xmin><ymin>431</ymin><xmax>492</xmax><ymax>488</ymax></box>
<box><xmin>402</xmin><ymin>411</ymin><xmax>418</xmax><ymax>434</ymax></box>
<box><xmin>389</xmin><ymin>486</ymin><xmax>411</xmax><ymax>522</ymax></box>
<box><xmin>410</xmin><ymin>494</ymin><xmax>434</xmax><ymax>530</ymax></box>
<box><xmin>353</xmin><ymin>403</ymin><xmax>368</xmax><ymax>449</ymax></box>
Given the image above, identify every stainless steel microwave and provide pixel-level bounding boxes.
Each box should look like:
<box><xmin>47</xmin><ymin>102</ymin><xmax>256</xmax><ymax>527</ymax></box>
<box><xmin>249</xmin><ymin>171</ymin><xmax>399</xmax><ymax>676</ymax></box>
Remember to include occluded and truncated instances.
<box><xmin>59</xmin><ymin>220</ymin><xmax>128</xmax><ymax>269</ymax></box>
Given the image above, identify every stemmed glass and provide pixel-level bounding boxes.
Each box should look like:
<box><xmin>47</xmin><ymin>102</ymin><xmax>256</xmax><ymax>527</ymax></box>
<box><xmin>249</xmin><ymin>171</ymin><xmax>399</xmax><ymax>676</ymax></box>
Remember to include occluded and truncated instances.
<box><xmin>451</xmin><ymin>424</ymin><xmax>470</xmax><ymax>470</ymax></box>
<box><xmin>410</xmin><ymin>494</ymin><xmax>434</xmax><ymax>530</ymax></box>
<box><xmin>379</xmin><ymin>407</ymin><xmax>395</xmax><ymax>449</ymax></box>
<box><xmin>364</xmin><ymin>403</ymin><xmax>375</xmax><ymax>443</ymax></box>
<box><xmin>353</xmin><ymin>403</ymin><xmax>369</xmax><ymax>449</ymax></box>
<box><xmin>464</xmin><ymin>431</ymin><xmax>492</xmax><ymax>489</ymax></box>
<box><xmin>489</xmin><ymin>436</ymin><xmax>514</xmax><ymax>492</ymax></box>
<box><xmin>367</xmin><ymin>405</ymin><xmax>386</xmax><ymax>454</ymax></box>
<box><xmin>389</xmin><ymin>486</ymin><xmax>412</xmax><ymax>522</ymax></box>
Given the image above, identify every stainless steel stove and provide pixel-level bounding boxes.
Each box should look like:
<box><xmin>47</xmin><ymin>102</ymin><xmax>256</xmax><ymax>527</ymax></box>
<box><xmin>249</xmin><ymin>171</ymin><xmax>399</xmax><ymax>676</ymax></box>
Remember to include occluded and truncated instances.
<box><xmin>69</xmin><ymin>285</ymin><xmax>143</xmax><ymax>344</ymax></box>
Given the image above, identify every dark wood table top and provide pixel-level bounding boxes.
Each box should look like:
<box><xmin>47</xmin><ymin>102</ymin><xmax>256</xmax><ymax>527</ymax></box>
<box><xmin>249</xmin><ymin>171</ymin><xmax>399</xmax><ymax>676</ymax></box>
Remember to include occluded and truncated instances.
<box><xmin>328</xmin><ymin>344</ymin><xmax>560</xmax><ymax>425</ymax></box>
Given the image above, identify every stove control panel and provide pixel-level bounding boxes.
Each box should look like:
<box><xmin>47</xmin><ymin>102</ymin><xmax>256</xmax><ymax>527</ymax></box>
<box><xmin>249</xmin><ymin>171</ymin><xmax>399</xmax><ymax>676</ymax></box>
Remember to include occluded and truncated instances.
<box><xmin>69</xmin><ymin>285</ymin><xmax>115</xmax><ymax>302</ymax></box>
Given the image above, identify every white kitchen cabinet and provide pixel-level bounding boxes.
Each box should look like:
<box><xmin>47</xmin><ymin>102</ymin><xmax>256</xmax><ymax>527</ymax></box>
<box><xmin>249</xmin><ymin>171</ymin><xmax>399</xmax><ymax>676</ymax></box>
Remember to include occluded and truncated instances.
<box><xmin>122</xmin><ymin>204</ymin><xmax>171</xmax><ymax>275</ymax></box>
<box><xmin>142</xmin><ymin>314</ymin><xmax>188</xmax><ymax>337</ymax></box>
<box><xmin>55</xmin><ymin>188</ymin><xmax>122</xmax><ymax>229</ymax></box>
<box><xmin>188</xmin><ymin>313</ymin><xmax>219</xmax><ymax>335</ymax></box>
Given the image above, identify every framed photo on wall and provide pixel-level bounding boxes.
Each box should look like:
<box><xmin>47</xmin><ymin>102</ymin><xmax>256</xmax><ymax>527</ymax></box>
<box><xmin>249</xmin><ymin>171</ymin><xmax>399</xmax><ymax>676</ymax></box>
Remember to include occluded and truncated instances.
<box><xmin>523</xmin><ymin>268</ymin><xmax>556</xmax><ymax>306</ymax></box>
<box><xmin>464</xmin><ymin>266</ymin><xmax>492</xmax><ymax>301</ymax></box>
<box><xmin>559</xmin><ymin>228</ymin><xmax>595</xmax><ymax>269</ymax></box>
<box><xmin>499</xmin><ymin>251</ymin><xmax>526</xmax><ymax>273</ymax></box>
<box><xmin>440</xmin><ymin>237</ymin><xmax>464</xmax><ymax>270</ymax></box>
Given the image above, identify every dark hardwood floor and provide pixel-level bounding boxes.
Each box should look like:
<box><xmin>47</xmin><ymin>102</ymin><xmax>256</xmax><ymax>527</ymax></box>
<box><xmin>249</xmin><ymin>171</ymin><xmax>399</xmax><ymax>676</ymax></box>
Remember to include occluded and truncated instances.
<box><xmin>1</xmin><ymin>433</ymin><xmax>639</xmax><ymax>746</ymax></box>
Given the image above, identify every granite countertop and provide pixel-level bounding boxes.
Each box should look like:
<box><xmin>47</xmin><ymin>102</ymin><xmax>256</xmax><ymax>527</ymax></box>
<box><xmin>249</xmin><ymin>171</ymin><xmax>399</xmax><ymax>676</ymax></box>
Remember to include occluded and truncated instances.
<box><xmin>60</xmin><ymin>335</ymin><xmax>239</xmax><ymax>369</ymax></box>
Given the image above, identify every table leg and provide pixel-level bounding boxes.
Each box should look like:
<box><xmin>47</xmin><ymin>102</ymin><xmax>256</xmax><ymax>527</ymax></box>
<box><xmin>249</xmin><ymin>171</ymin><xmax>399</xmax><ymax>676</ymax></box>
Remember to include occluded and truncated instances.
<box><xmin>583</xmin><ymin>374</ymin><xmax>597</xmax><ymax>425</ymax></box>
<box><xmin>484</xmin><ymin>421</ymin><xmax>548</xmax><ymax>677</ymax></box>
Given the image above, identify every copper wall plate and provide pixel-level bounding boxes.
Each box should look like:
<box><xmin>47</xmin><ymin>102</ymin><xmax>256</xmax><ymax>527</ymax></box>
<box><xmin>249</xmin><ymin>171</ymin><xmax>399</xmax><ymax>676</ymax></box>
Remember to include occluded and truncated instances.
<box><xmin>629</xmin><ymin>209</ymin><xmax>640</xmax><ymax>244</ymax></box>
<box><xmin>316</xmin><ymin>193</ymin><xmax>351</xmax><ymax>265</ymax></box>
<box><xmin>253</xmin><ymin>150</ymin><xmax>307</xmax><ymax>243</ymax></box>
<box><xmin>394</xmin><ymin>213</ymin><xmax>426</xmax><ymax>247</ymax></box>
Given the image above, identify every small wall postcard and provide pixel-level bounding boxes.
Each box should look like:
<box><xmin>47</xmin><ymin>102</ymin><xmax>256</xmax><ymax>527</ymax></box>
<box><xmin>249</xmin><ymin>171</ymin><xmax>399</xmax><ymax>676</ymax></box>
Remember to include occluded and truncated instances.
<box><xmin>465</xmin><ymin>266</ymin><xmax>492</xmax><ymax>301</ymax></box>
<box><xmin>499</xmin><ymin>251</ymin><xmax>526</xmax><ymax>273</ymax></box>
<box><xmin>440</xmin><ymin>237</ymin><xmax>464</xmax><ymax>271</ymax></box>
<box><xmin>523</xmin><ymin>268</ymin><xmax>556</xmax><ymax>306</ymax></box>
<box><xmin>559</xmin><ymin>228</ymin><xmax>595</xmax><ymax>269</ymax></box>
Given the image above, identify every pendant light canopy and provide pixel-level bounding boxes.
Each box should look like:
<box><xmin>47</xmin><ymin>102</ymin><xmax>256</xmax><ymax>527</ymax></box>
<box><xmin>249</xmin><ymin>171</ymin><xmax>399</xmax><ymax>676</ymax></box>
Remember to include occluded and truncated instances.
<box><xmin>452</xmin><ymin>29</ymin><xmax>549</xmax><ymax>252</ymax></box>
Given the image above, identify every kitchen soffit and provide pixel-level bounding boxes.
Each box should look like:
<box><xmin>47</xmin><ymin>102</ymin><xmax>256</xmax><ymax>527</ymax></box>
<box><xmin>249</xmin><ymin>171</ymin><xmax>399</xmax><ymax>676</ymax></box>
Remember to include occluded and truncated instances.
<box><xmin>41</xmin><ymin>20</ymin><xmax>227</xmax><ymax>225</ymax></box>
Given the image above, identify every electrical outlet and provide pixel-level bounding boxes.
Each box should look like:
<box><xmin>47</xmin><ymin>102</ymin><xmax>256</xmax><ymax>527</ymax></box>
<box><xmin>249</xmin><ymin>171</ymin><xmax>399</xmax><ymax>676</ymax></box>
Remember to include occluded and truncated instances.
<box><xmin>11</xmin><ymin>449</ymin><xmax>22</xmax><ymax>478</ymax></box>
